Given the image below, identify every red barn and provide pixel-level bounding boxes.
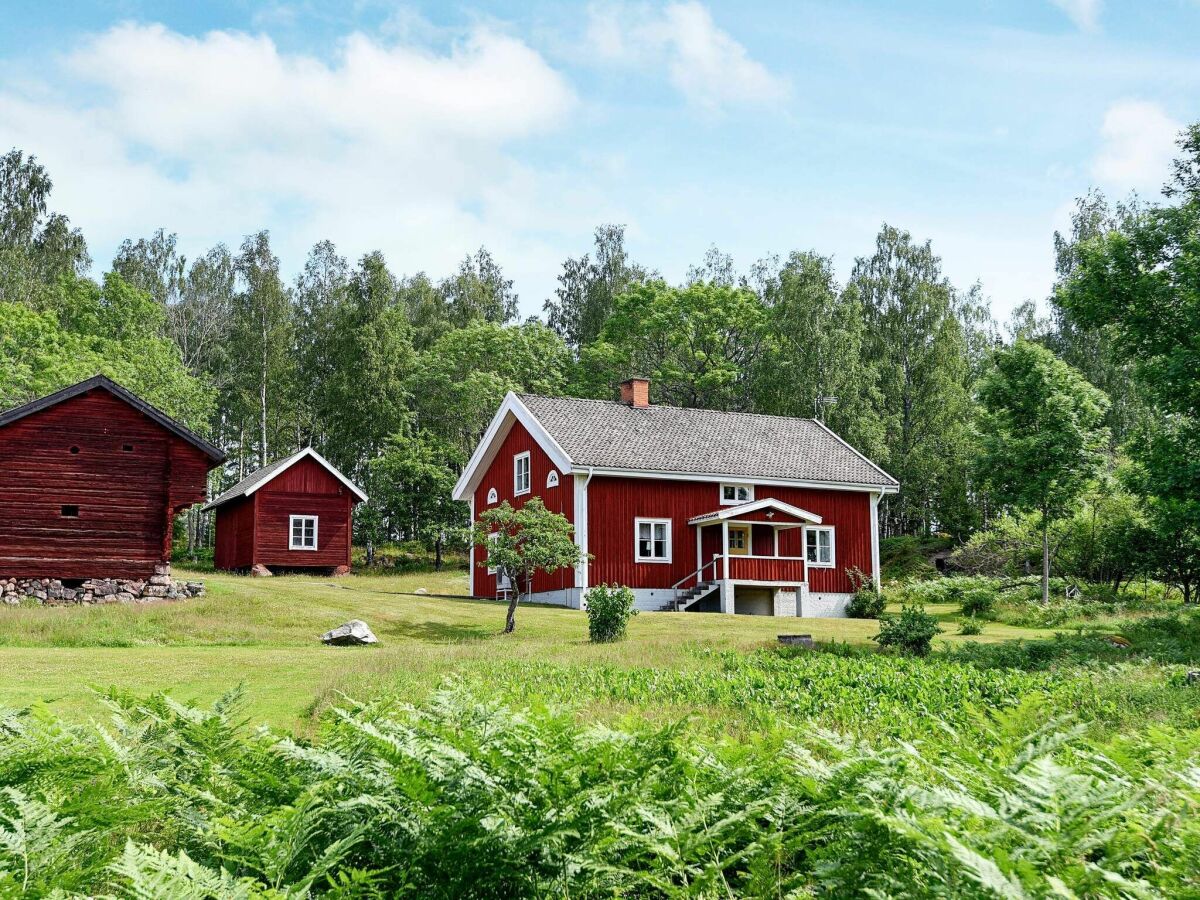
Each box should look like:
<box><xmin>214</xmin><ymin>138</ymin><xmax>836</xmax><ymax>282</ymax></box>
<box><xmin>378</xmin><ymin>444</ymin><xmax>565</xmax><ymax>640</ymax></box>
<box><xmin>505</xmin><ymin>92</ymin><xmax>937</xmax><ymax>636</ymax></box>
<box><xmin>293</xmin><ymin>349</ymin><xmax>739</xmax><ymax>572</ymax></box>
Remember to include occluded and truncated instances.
<box><xmin>205</xmin><ymin>448</ymin><xmax>366</xmax><ymax>573</ymax></box>
<box><xmin>0</xmin><ymin>375</ymin><xmax>224</xmax><ymax>581</ymax></box>
<box><xmin>452</xmin><ymin>378</ymin><xmax>899</xmax><ymax>617</ymax></box>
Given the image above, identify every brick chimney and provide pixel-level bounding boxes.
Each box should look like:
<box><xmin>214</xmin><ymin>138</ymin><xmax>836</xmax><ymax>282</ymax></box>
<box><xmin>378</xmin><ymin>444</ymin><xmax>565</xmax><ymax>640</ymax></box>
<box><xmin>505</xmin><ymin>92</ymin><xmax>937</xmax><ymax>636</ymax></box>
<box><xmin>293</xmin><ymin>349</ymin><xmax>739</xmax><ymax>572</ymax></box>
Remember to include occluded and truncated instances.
<box><xmin>619</xmin><ymin>377</ymin><xmax>651</xmax><ymax>408</ymax></box>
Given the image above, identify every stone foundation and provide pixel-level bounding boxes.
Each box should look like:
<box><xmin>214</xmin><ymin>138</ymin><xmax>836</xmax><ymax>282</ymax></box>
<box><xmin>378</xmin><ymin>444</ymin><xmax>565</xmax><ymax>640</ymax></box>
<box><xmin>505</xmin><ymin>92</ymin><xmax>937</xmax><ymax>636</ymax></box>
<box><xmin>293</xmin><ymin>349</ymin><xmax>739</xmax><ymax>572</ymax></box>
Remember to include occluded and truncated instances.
<box><xmin>0</xmin><ymin>564</ymin><xmax>204</xmax><ymax>606</ymax></box>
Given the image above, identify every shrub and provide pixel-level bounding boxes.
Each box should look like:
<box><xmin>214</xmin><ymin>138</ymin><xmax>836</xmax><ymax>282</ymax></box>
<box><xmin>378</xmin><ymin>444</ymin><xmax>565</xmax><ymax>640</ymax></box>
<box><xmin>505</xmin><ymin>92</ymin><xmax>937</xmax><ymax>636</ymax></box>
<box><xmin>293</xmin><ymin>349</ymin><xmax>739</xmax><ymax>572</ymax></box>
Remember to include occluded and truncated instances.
<box><xmin>586</xmin><ymin>583</ymin><xmax>638</xmax><ymax>642</ymax></box>
<box><xmin>958</xmin><ymin>616</ymin><xmax>984</xmax><ymax>635</ymax></box>
<box><xmin>874</xmin><ymin>604</ymin><xmax>942</xmax><ymax>656</ymax></box>
<box><xmin>846</xmin><ymin>588</ymin><xmax>886</xmax><ymax>619</ymax></box>
<box><xmin>954</xmin><ymin>582</ymin><xmax>997</xmax><ymax>618</ymax></box>
<box><xmin>845</xmin><ymin>567</ymin><xmax>886</xmax><ymax>618</ymax></box>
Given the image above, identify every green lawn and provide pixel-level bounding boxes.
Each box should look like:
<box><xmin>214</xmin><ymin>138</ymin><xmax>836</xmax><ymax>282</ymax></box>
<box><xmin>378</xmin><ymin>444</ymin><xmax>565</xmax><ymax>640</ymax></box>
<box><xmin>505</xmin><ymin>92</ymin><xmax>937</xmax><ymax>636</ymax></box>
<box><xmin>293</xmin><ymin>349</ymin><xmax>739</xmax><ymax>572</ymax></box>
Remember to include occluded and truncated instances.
<box><xmin>0</xmin><ymin>567</ymin><xmax>1056</xmax><ymax>729</ymax></box>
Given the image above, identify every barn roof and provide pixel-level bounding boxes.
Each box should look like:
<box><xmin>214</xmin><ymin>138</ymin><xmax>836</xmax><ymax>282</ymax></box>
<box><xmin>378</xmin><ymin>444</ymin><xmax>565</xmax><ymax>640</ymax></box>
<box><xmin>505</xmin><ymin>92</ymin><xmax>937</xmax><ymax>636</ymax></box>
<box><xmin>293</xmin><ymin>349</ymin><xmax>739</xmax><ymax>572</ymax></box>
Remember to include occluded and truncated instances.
<box><xmin>0</xmin><ymin>374</ymin><xmax>225</xmax><ymax>464</ymax></box>
<box><xmin>202</xmin><ymin>447</ymin><xmax>367</xmax><ymax>512</ymax></box>
<box><xmin>517</xmin><ymin>394</ymin><xmax>899</xmax><ymax>488</ymax></box>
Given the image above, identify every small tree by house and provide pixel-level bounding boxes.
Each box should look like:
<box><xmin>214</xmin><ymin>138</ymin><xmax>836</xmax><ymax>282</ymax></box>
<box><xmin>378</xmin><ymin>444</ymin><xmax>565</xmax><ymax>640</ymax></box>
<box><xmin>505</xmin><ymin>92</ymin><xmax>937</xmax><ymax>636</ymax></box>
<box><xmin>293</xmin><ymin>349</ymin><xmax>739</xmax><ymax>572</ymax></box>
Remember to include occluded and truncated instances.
<box><xmin>974</xmin><ymin>341</ymin><xmax>1109</xmax><ymax>604</ymax></box>
<box><xmin>473</xmin><ymin>498</ymin><xmax>585</xmax><ymax>634</ymax></box>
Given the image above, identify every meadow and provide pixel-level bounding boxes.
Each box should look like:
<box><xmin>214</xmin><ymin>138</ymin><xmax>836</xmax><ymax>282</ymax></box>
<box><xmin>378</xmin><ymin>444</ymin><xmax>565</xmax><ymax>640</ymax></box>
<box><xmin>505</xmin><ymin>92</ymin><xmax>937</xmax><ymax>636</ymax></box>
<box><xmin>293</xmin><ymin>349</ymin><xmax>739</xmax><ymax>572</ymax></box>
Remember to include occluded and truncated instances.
<box><xmin>0</xmin><ymin>568</ymin><xmax>1198</xmax><ymax>896</ymax></box>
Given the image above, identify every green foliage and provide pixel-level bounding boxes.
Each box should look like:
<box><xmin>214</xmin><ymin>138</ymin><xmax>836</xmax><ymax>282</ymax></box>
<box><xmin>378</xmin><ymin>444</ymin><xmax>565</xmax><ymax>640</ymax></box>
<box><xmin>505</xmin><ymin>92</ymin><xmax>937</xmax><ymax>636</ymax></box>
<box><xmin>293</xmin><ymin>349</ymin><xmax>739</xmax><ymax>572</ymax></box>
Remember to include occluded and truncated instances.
<box><xmin>850</xmin><ymin>224</ymin><xmax>979</xmax><ymax>537</ymax></box>
<box><xmin>845</xmin><ymin>569</ymin><xmax>886</xmax><ymax>619</ymax></box>
<box><xmin>874</xmin><ymin>604</ymin><xmax>942</xmax><ymax>656</ymax></box>
<box><xmin>880</xmin><ymin>534</ymin><xmax>943</xmax><ymax>580</ymax></box>
<box><xmin>958</xmin><ymin>616</ymin><xmax>983</xmax><ymax>635</ymax></box>
<box><xmin>410</xmin><ymin>319</ymin><xmax>571</xmax><ymax>462</ymax></box>
<box><xmin>955</xmin><ymin>582</ymin><xmax>996</xmax><ymax>619</ymax></box>
<box><xmin>0</xmin><ymin>687</ymin><xmax>1196</xmax><ymax>897</ymax></box>
<box><xmin>474</xmin><ymin>498</ymin><xmax>584</xmax><ymax>632</ymax></box>
<box><xmin>752</xmin><ymin>250</ymin><xmax>886</xmax><ymax>460</ymax></box>
<box><xmin>576</xmin><ymin>279</ymin><xmax>766</xmax><ymax>410</ymax></box>
<box><xmin>584</xmin><ymin>583</ymin><xmax>638</xmax><ymax>643</ymax></box>
<box><xmin>366</xmin><ymin>430</ymin><xmax>466</xmax><ymax>565</ymax></box>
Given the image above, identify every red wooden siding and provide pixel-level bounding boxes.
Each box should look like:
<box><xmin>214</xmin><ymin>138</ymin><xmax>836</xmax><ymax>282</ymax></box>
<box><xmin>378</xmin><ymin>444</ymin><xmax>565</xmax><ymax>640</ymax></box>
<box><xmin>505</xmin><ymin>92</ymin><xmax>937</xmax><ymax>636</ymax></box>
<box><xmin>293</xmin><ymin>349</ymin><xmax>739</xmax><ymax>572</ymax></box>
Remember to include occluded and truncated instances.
<box><xmin>727</xmin><ymin>556</ymin><xmax>806</xmax><ymax>583</ymax></box>
<box><xmin>471</xmin><ymin>419</ymin><xmax>574</xmax><ymax>597</ymax></box>
<box><xmin>587</xmin><ymin>476</ymin><xmax>872</xmax><ymax>593</ymax></box>
<box><xmin>214</xmin><ymin>496</ymin><xmax>255</xmax><ymax>570</ymax></box>
<box><xmin>0</xmin><ymin>389</ymin><xmax>211</xmax><ymax>580</ymax></box>
<box><xmin>253</xmin><ymin>456</ymin><xmax>354</xmax><ymax>569</ymax></box>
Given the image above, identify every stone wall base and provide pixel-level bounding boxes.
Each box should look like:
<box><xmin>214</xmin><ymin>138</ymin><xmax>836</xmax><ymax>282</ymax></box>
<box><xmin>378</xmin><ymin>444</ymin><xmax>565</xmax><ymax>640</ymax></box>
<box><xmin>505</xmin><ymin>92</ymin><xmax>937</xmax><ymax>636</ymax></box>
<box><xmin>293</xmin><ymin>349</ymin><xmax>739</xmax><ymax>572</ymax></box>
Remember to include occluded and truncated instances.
<box><xmin>0</xmin><ymin>564</ymin><xmax>204</xmax><ymax>606</ymax></box>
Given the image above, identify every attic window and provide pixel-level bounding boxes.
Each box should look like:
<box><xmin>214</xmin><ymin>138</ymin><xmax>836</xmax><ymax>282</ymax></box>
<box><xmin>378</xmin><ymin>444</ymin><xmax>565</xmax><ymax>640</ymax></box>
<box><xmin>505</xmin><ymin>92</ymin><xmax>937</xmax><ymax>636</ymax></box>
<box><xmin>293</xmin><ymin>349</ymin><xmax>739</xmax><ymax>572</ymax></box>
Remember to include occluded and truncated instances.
<box><xmin>61</xmin><ymin>505</ymin><xmax>79</xmax><ymax>518</ymax></box>
<box><xmin>720</xmin><ymin>483</ymin><xmax>753</xmax><ymax>505</ymax></box>
<box><xmin>122</xmin><ymin>444</ymin><xmax>134</xmax><ymax>453</ymax></box>
<box><xmin>546</xmin><ymin>470</ymin><xmax>559</xmax><ymax>488</ymax></box>
<box><xmin>69</xmin><ymin>446</ymin><xmax>80</xmax><ymax>455</ymax></box>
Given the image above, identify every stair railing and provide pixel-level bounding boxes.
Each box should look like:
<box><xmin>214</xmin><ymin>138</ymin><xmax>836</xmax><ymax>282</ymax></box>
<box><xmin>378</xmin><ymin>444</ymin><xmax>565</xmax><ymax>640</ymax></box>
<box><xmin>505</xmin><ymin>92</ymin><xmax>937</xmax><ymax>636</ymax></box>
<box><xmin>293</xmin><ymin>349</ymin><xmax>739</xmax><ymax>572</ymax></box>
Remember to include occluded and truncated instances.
<box><xmin>671</xmin><ymin>555</ymin><xmax>721</xmax><ymax>609</ymax></box>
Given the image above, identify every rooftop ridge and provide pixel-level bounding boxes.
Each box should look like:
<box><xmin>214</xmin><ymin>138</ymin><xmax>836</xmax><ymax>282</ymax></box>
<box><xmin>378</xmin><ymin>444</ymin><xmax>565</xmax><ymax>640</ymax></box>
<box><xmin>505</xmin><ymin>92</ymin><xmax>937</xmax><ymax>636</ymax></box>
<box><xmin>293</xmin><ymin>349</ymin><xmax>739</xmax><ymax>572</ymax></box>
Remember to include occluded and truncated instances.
<box><xmin>516</xmin><ymin>392</ymin><xmax>825</xmax><ymax>426</ymax></box>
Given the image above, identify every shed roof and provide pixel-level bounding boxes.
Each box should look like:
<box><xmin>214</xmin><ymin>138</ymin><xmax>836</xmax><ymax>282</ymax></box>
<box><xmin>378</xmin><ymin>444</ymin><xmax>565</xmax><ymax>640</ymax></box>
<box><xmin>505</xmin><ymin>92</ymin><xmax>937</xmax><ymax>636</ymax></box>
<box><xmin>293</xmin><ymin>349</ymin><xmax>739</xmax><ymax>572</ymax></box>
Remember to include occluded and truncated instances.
<box><xmin>0</xmin><ymin>374</ymin><xmax>225</xmax><ymax>464</ymax></box>
<box><xmin>202</xmin><ymin>447</ymin><xmax>367</xmax><ymax>512</ymax></box>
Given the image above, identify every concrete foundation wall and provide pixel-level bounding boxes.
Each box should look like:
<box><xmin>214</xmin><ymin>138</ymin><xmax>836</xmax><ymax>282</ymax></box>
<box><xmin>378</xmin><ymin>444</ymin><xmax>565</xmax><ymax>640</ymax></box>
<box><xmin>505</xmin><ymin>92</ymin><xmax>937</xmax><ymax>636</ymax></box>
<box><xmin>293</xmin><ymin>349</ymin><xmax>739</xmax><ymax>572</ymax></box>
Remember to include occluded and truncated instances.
<box><xmin>800</xmin><ymin>591</ymin><xmax>853</xmax><ymax>617</ymax></box>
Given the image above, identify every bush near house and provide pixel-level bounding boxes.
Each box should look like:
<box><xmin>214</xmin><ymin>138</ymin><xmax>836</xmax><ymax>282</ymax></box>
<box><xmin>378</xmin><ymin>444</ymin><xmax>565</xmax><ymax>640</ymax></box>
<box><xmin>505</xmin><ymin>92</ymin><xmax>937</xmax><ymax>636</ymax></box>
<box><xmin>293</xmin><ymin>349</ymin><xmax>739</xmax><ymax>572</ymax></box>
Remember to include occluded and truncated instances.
<box><xmin>586</xmin><ymin>583</ymin><xmax>638</xmax><ymax>642</ymax></box>
<box><xmin>874</xmin><ymin>604</ymin><xmax>943</xmax><ymax>656</ymax></box>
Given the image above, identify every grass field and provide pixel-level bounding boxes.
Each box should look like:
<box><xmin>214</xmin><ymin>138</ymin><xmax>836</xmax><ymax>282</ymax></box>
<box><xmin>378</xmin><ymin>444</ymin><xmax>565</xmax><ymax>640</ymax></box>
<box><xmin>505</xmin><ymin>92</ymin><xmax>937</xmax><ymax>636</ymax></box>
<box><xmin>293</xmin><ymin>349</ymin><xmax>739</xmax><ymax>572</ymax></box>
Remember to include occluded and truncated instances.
<box><xmin>0</xmin><ymin>566</ymin><xmax>1057</xmax><ymax>729</ymax></box>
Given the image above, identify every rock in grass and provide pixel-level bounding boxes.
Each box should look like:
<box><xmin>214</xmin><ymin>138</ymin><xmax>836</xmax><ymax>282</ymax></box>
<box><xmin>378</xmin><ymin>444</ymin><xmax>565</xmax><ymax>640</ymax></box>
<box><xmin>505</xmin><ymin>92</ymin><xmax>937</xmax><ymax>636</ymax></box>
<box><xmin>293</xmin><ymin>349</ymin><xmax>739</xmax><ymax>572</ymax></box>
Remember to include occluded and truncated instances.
<box><xmin>321</xmin><ymin>620</ymin><xmax>378</xmax><ymax>646</ymax></box>
<box><xmin>250</xmin><ymin>564</ymin><xmax>273</xmax><ymax>578</ymax></box>
<box><xmin>777</xmin><ymin>634</ymin><xmax>814</xmax><ymax>648</ymax></box>
<box><xmin>414</xmin><ymin>588</ymin><xmax>428</xmax><ymax>595</ymax></box>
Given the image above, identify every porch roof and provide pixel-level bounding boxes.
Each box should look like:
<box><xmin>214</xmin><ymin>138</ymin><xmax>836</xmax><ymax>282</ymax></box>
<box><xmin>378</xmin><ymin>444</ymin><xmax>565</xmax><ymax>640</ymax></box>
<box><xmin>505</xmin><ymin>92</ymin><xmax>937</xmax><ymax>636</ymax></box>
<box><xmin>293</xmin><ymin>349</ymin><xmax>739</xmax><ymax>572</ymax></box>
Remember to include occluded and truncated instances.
<box><xmin>687</xmin><ymin>497</ymin><xmax>822</xmax><ymax>527</ymax></box>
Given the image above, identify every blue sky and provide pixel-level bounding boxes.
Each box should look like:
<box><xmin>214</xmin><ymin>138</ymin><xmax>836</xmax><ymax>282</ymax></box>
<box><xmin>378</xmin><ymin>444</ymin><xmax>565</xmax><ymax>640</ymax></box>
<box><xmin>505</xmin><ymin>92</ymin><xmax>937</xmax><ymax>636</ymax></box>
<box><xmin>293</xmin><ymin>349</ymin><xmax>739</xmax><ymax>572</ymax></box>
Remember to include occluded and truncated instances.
<box><xmin>1</xmin><ymin>1</ymin><xmax>1196</xmax><ymax>320</ymax></box>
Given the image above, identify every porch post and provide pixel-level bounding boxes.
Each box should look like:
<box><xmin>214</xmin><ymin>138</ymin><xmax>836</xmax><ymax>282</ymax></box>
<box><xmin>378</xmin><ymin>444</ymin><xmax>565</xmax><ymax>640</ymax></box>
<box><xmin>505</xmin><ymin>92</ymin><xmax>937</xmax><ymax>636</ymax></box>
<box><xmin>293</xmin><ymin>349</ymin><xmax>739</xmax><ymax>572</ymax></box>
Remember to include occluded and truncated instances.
<box><xmin>721</xmin><ymin>521</ymin><xmax>729</xmax><ymax>580</ymax></box>
<box><xmin>720</xmin><ymin>521</ymin><xmax>733</xmax><ymax>613</ymax></box>
<box><xmin>695</xmin><ymin>525</ymin><xmax>703</xmax><ymax>583</ymax></box>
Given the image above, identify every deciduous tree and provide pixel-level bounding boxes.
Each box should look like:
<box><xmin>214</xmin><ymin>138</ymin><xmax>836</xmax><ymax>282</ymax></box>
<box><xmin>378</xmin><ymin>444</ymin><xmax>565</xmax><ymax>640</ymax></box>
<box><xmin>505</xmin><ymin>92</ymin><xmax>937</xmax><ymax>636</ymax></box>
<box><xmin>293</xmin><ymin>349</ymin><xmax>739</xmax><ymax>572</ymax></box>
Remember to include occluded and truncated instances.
<box><xmin>974</xmin><ymin>341</ymin><xmax>1109</xmax><ymax>603</ymax></box>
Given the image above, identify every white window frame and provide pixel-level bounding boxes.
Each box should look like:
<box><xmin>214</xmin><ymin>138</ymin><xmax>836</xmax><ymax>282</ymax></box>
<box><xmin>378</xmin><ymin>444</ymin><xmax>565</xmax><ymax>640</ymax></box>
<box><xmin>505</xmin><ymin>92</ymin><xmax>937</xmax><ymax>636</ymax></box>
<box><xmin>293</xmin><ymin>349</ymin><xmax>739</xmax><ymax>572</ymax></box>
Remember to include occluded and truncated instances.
<box><xmin>546</xmin><ymin>469</ymin><xmax>559</xmax><ymax>488</ymax></box>
<box><xmin>289</xmin><ymin>515</ymin><xmax>319</xmax><ymax>551</ymax></box>
<box><xmin>720</xmin><ymin>483</ymin><xmax>754</xmax><ymax>505</ymax></box>
<box><xmin>487</xmin><ymin>531</ymin><xmax>499</xmax><ymax>575</ymax></box>
<box><xmin>486</xmin><ymin>487</ymin><xmax>498</xmax><ymax>504</ymax></box>
<box><xmin>634</xmin><ymin>517</ymin><xmax>672</xmax><ymax>563</ymax></box>
<box><xmin>804</xmin><ymin>526</ymin><xmax>835</xmax><ymax>568</ymax></box>
<box><xmin>513</xmin><ymin>451</ymin><xmax>531</xmax><ymax>496</ymax></box>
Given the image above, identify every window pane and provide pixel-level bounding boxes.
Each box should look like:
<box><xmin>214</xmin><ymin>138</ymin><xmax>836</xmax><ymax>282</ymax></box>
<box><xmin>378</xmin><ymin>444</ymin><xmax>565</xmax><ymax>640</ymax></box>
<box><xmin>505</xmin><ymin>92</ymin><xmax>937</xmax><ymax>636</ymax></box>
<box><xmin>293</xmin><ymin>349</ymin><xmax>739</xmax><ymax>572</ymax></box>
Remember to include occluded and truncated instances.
<box><xmin>737</xmin><ymin>487</ymin><xmax>749</xmax><ymax>500</ymax></box>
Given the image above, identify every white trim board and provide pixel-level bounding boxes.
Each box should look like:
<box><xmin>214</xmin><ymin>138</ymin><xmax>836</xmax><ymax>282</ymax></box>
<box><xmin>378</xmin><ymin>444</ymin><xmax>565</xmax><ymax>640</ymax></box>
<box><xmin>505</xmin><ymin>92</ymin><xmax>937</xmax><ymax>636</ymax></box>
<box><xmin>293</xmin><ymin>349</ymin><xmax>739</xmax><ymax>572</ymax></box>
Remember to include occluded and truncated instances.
<box><xmin>452</xmin><ymin>392</ymin><xmax>572</xmax><ymax>501</ymax></box>
<box><xmin>689</xmin><ymin>497</ymin><xmax>822</xmax><ymax>525</ymax></box>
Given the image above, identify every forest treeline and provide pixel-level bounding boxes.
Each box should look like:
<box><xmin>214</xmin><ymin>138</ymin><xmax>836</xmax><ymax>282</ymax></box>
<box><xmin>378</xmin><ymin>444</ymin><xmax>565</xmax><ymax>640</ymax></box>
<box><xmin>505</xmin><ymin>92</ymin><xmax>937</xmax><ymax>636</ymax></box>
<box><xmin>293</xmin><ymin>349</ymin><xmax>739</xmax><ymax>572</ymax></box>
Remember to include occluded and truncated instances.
<box><xmin>1</xmin><ymin>127</ymin><xmax>1197</xmax><ymax>596</ymax></box>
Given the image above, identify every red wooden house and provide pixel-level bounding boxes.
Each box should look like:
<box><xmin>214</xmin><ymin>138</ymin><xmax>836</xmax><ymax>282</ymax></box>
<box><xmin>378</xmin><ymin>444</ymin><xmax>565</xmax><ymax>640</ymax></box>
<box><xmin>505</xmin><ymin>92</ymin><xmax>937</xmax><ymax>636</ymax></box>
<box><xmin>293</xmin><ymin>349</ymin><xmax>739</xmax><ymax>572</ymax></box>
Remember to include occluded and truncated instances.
<box><xmin>205</xmin><ymin>447</ymin><xmax>366</xmax><ymax>573</ymax></box>
<box><xmin>452</xmin><ymin>378</ymin><xmax>898</xmax><ymax>617</ymax></box>
<box><xmin>0</xmin><ymin>375</ymin><xmax>224</xmax><ymax>581</ymax></box>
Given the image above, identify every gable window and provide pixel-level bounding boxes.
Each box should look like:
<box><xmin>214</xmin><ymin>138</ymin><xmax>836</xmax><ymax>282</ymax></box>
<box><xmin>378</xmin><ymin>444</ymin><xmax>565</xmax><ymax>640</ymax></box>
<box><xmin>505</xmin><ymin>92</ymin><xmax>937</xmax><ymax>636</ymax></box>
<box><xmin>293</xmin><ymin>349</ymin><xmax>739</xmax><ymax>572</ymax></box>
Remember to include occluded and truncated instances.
<box><xmin>513</xmin><ymin>452</ymin><xmax>531</xmax><ymax>496</ymax></box>
<box><xmin>720</xmin><ymin>483</ymin><xmax>753</xmax><ymax>505</ymax></box>
<box><xmin>635</xmin><ymin>518</ymin><xmax>672</xmax><ymax>563</ymax></box>
<box><xmin>805</xmin><ymin>526</ymin><xmax>835</xmax><ymax>568</ymax></box>
<box><xmin>546</xmin><ymin>469</ymin><xmax>559</xmax><ymax>488</ymax></box>
<box><xmin>486</xmin><ymin>487</ymin><xmax>499</xmax><ymax>505</ymax></box>
<box><xmin>290</xmin><ymin>515</ymin><xmax>318</xmax><ymax>551</ymax></box>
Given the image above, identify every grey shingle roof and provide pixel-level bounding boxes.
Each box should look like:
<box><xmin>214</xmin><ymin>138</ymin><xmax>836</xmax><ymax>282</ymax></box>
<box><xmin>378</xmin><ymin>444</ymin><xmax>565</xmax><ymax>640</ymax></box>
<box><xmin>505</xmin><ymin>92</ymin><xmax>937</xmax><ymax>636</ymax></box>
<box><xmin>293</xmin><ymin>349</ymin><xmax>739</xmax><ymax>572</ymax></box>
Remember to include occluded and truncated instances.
<box><xmin>518</xmin><ymin>394</ymin><xmax>897</xmax><ymax>488</ymax></box>
<box><xmin>201</xmin><ymin>448</ymin><xmax>307</xmax><ymax>512</ymax></box>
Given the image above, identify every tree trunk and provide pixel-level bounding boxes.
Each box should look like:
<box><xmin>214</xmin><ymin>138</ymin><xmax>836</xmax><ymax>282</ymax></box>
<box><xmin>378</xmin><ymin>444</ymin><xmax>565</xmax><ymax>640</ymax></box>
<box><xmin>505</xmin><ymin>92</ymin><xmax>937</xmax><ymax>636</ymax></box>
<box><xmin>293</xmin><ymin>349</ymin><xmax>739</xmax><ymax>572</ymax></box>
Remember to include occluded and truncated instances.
<box><xmin>505</xmin><ymin>589</ymin><xmax>520</xmax><ymax>633</ymax></box>
<box><xmin>1041</xmin><ymin>506</ymin><xmax>1050</xmax><ymax>605</ymax></box>
<box><xmin>434</xmin><ymin>534</ymin><xmax>444</xmax><ymax>572</ymax></box>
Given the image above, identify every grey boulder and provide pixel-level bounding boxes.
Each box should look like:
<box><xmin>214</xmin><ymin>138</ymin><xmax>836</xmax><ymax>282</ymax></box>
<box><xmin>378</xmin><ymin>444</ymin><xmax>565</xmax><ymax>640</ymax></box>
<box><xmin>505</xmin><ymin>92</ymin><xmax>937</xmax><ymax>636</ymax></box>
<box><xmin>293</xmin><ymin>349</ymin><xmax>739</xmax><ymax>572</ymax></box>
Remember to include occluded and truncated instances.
<box><xmin>321</xmin><ymin>619</ymin><xmax>378</xmax><ymax>646</ymax></box>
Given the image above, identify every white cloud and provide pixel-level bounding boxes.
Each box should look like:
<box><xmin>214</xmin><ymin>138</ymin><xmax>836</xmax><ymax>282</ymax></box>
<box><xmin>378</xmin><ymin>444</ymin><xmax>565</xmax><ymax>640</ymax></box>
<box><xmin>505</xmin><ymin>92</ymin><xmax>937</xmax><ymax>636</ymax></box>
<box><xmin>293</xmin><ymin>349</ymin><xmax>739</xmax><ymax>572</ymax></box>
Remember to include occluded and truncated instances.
<box><xmin>586</xmin><ymin>2</ymin><xmax>787</xmax><ymax>110</ymax></box>
<box><xmin>1091</xmin><ymin>100</ymin><xmax>1182</xmax><ymax>192</ymax></box>
<box><xmin>0</xmin><ymin>22</ymin><xmax>586</xmax><ymax>302</ymax></box>
<box><xmin>1050</xmin><ymin>0</ymin><xmax>1101</xmax><ymax>31</ymax></box>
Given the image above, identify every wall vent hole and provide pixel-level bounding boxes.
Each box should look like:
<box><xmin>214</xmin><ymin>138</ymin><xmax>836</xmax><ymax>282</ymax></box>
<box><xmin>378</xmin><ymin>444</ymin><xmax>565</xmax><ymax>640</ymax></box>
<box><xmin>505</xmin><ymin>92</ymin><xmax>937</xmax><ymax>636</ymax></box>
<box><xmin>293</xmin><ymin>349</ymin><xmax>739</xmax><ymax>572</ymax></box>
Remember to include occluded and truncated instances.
<box><xmin>122</xmin><ymin>444</ymin><xmax>134</xmax><ymax>452</ymax></box>
<box><xmin>69</xmin><ymin>446</ymin><xmax>79</xmax><ymax>454</ymax></box>
<box><xmin>61</xmin><ymin>505</ymin><xmax>79</xmax><ymax>518</ymax></box>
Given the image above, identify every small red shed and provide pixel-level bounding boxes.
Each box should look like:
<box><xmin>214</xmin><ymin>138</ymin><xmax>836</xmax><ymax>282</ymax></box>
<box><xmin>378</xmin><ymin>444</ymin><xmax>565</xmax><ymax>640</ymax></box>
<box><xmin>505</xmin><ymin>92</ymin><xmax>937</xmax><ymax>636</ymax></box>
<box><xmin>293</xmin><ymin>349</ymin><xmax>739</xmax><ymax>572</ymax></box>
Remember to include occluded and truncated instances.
<box><xmin>0</xmin><ymin>375</ymin><xmax>225</xmax><ymax>580</ymax></box>
<box><xmin>204</xmin><ymin>448</ymin><xmax>366</xmax><ymax>573</ymax></box>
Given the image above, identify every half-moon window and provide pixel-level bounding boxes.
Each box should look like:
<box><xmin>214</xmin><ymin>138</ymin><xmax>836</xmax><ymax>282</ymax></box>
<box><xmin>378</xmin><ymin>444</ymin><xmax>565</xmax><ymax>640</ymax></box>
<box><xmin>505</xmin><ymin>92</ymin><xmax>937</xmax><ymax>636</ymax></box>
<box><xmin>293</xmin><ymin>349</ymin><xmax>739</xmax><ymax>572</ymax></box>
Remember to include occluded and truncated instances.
<box><xmin>546</xmin><ymin>470</ymin><xmax>560</xmax><ymax>488</ymax></box>
<box><xmin>486</xmin><ymin>487</ymin><xmax>499</xmax><ymax>504</ymax></box>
